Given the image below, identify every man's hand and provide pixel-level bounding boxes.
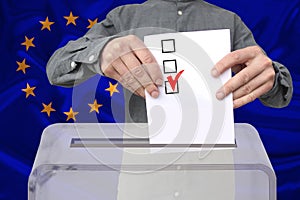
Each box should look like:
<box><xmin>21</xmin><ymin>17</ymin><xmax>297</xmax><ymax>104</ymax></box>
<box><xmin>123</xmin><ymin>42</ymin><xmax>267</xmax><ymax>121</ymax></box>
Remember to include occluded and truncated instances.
<box><xmin>211</xmin><ymin>46</ymin><xmax>275</xmax><ymax>108</ymax></box>
<box><xmin>100</xmin><ymin>35</ymin><xmax>163</xmax><ymax>98</ymax></box>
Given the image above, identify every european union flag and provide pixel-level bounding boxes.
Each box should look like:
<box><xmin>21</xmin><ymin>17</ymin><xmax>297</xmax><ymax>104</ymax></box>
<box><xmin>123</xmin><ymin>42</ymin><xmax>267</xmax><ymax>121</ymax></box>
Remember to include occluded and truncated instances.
<box><xmin>0</xmin><ymin>0</ymin><xmax>299</xmax><ymax>199</ymax></box>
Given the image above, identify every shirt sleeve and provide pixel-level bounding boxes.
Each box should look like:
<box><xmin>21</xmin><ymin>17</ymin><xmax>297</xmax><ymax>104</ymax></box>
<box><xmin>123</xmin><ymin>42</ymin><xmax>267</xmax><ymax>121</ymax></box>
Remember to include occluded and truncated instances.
<box><xmin>259</xmin><ymin>61</ymin><xmax>293</xmax><ymax>107</ymax></box>
<box><xmin>232</xmin><ymin>14</ymin><xmax>293</xmax><ymax>108</ymax></box>
<box><xmin>46</xmin><ymin>10</ymin><xmax>119</xmax><ymax>87</ymax></box>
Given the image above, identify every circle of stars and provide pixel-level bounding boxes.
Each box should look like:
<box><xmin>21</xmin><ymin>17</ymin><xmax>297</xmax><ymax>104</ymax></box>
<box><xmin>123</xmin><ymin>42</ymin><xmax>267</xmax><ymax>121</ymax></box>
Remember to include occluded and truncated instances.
<box><xmin>19</xmin><ymin>11</ymin><xmax>119</xmax><ymax>121</ymax></box>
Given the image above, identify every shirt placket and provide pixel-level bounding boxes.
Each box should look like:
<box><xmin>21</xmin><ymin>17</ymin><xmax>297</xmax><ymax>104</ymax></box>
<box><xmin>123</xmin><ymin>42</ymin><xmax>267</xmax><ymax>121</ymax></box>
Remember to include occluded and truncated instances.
<box><xmin>176</xmin><ymin>2</ymin><xmax>186</xmax><ymax>32</ymax></box>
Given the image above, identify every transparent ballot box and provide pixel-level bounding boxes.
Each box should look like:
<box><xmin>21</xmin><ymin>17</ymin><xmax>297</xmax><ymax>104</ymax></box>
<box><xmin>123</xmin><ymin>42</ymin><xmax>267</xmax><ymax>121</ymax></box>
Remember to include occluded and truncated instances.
<box><xmin>28</xmin><ymin>123</ymin><xmax>276</xmax><ymax>200</ymax></box>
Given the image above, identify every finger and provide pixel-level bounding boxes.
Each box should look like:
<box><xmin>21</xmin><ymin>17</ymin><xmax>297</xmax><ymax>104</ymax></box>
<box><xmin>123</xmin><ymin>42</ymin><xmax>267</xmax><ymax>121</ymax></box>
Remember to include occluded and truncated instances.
<box><xmin>120</xmin><ymin>53</ymin><xmax>159</xmax><ymax>98</ymax></box>
<box><xmin>111</xmin><ymin>57</ymin><xmax>129</xmax><ymax>75</ymax></box>
<box><xmin>112</xmin><ymin>54</ymin><xmax>158</xmax><ymax>98</ymax></box>
<box><xmin>111</xmin><ymin>57</ymin><xmax>141</xmax><ymax>89</ymax></box>
<box><xmin>101</xmin><ymin>40</ymin><xmax>127</xmax><ymax>72</ymax></box>
<box><xmin>118</xmin><ymin>69</ymin><xmax>142</xmax><ymax>94</ymax></box>
<box><xmin>101</xmin><ymin>51</ymin><xmax>115</xmax><ymax>74</ymax></box>
<box><xmin>216</xmin><ymin>62</ymin><xmax>264</xmax><ymax>100</ymax></box>
<box><xmin>129</xmin><ymin>65</ymin><xmax>153</xmax><ymax>86</ymax></box>
<box><xmin>143</xmin><ymin>63</ymin><xmax>163</xmax><ymax>86</ymax></box>
<box><xmin>127</xmin><ymin>35</ymin><xmax>163</xmax><ymax>86</ymax></box>
<box><xmin>118</xmin><ymin>68</ymin><xmax>153</xmax><ymax>98</ymax></box>
<box><xmin>233</xmin><ymin>81</ymin><xmax>274</xmax><ymax>108</ymax></box>
<box><xmin>135</xmin><ymin>87</ymin><xmax>146</xmax><ymax>98</ymax></box>
<box><xmin>133</xmin><ymin>47</ymin><xmax>163</xmax><ymax>86</ymax></box>
<box><xmin>130</xmin><ymin>66</ymin><xmax>160</xmax><ymax>98</ymax></box>
<box><xmin>233</xmin><ymin>68</ymin><xmax>272</xmax><ymax>100</ymax></box>
<box><xmin>211</xmin><ymin>46</ymin><xmax>262</xmax><ymax>77</ymax></box>
<box><xmin>110</xmin><ymin>58</ymin><xmax>145</xmax><ymax>98</ymax></box>
<box><xmin>102</xmin><ymin>64</ymin><xmax>122</xmax><ymax>81</ymax></box>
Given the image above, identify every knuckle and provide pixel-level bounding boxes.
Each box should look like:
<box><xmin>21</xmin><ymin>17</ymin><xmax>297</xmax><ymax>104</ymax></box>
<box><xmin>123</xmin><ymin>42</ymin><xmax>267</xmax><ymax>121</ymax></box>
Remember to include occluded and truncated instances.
<box><xmin>252</xmin><ymin>46</ymin><xmax>262</xmax><ymax>54</ymax></box>
<box><xmin>243</xmin><ymin>84</ymin><xmax>252</xmax><ymax>94</ymax></box>
<box><xmin>126</xmin><ymin>34</ymin><xmax>138</xmax><ymax>42</ymax></box>
<box><xmin>142</xmin><ymin>53</ymin><xmax>154</xmax><ymax>63</ymax></box>
<box><xmin>226</xmin><ymin>84</ymin><xmax>235</xmax><ymax>93</ymax></box>
<box><xmin>101</xmin><ymin>52</ymin><xmax>114</xmax><ymax>65</ymax></box>
<box><xmin>130</xmin><ymin>38</ymin><xmax>146</xmax><ymax>52</ymax></box>
<box><xmin>103</xmin><ymin>67</ymin><xmax>114</xmax><ymax>77</ymax></box>
<box><xmin>230</xmin><ymin>51</ymin><xmax>240</xmax><ymax>61</ymax></box>
<box><xmin>103</xmin><ymin>52</ymin><xmax>114</xmax><ymax>63</ymax></box>
<box><xmin>121</xmin><ymin>71</ymin><xmax>132</xmax><ymax>80</ymax></box>
<box><xmin>264</xmin><ymin>66</ymin><xmax>275</xmax><ymax>81</ymax></box>
<box><xmin>145</xmin><ymin>84</ymin><xmax>156</xmax><ymax>92</ymax></box>
<box><xmin>248</xmin><ymin>93</ymin><xmax>255</xmax><ymax>102</ymax></box>
<box><xmin>261</xmin><ymin>57</ymin><xmax>272</xmax><ymax>68</ymax></box>
<box><xmin>215</xmin><ymin>62</ymin><xmax>225</xmax><ymax>72</ymax></box>
<box><xmin>112</xmin><ymin>42</ymin><xmax>123</xmax><ymax>52</ymax></box>
<box><xmin>240</xmin><ymin>73</ymin><xmax>250</xmax><ymax>84</ymax></box>
<box><xmin>132</xmin><ymin>67</ymin><xmax>145</xmax><ymax>77</ymax></box>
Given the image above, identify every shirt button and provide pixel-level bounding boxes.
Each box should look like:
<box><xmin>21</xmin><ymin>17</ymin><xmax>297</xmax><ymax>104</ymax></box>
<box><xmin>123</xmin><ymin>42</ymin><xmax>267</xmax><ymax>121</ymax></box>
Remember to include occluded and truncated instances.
<box><xmin>70</xmin><ymin>61</ymin><xmax>77</xmax><ymax>69</ymax></box>
<box><xmin>177</xmin><ymin>10</ymin><xmax>183</xmax><ymax>16</ymax></box>
<box><xmin>89</xmin><ymin>55</ymin><xmax>95</xmax><ymax>62</ymax></box>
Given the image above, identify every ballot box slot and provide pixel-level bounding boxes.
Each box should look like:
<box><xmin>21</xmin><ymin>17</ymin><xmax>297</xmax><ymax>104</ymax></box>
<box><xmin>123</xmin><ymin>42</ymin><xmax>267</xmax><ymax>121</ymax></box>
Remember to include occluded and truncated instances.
<box><xmin>70</xmin><ymin>138</ymin><xmax>237</xmax><ymax>148</ymax></box>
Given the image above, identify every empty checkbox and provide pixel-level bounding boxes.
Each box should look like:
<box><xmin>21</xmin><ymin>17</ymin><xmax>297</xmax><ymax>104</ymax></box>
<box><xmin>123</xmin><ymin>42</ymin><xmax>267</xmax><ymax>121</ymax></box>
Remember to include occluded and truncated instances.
<box><xmin>163</xmin><ymin>59</ymin><xmax>177</xmax><ymax>74</ymax></box>
<box><xmin>165</xmin><ymin>81</ymin><xmax>179</xmax><ymax>94</ymax></box>
<box><xmin>161</xmin><ymin>39</ymin><xmax>176</xmax><ymax>53</ymax></box>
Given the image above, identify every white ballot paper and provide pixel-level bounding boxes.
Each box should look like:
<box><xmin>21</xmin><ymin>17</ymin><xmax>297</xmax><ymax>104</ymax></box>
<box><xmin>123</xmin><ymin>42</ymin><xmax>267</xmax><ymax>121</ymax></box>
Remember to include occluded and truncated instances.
<box><xmin>144</xmin><ymin>29</ymin><xmax>235</xmax><ymax>145</ymax></box>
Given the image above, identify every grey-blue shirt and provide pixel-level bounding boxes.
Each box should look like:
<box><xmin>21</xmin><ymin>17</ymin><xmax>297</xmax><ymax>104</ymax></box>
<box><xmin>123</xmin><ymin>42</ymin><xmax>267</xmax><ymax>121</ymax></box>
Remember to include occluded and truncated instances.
<box><xmin>46</xmin><ymin>0</ymin><xmax>293</xmax><ymax>122</ymax></box>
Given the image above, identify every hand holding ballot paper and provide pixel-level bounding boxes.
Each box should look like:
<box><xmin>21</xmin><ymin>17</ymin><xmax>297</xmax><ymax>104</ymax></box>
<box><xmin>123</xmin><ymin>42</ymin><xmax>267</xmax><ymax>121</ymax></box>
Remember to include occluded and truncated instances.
<box><xmin>144</xmin><ymin>30</ymin><xmax>234</xmax><ymax>145</ymax></box>
<box><xmin>99</xmin><ymin>29</ymin><xmax>276</xmax><ymax>145</ymax></box>
<box><xmin>100</xmin><ymin>32</ymin><xmax>276</xmax><ymax>110</ymax></box>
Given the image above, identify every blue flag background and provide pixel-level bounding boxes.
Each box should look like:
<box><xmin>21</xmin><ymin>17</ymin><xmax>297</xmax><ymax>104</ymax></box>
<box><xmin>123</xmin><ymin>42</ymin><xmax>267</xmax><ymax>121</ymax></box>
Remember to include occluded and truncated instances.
<box><xmin>0</xmin><ymin>0</ymin><xmax>299</xmax><ymax>199</ymax></box>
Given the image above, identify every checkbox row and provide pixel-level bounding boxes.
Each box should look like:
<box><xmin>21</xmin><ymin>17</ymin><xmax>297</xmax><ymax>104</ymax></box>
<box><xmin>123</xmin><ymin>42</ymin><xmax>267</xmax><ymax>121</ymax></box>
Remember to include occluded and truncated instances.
<box><xmin>161</xmin><ymin>39</ymin><xmax>176</xmax><ymax>53</ymax></box>
<box><xmin>163</xmin><ymin>60</ymin><xmax>179</xmax><ymax>93</ymax></box>
<box><xmin>163</xmin><ymin>59</ymin><xmax>177</xmax><ymax>74</ymax></box>
<box><xmin>165</xmin><ymin>81</ymin><xmax>179</xmax><ymax>94</ymax></box>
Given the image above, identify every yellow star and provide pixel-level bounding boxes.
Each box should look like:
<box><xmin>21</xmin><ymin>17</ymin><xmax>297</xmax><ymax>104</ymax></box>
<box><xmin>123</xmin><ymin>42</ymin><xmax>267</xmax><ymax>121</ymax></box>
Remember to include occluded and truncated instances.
<box><xmin>21</xmin><ymin>36</ymin><xmax>35</xmax><ymax>51</ymax></box>
<box><xmin>64</xmin><ymin>12</ymin><xmax>79</xmax><ymax>26</ymax></box>
<box><xmin>22</xmin><ymin>83</ymin><xmax>36</xmax><ymax>98</ymax></box>
<box><xmin>63</xmin><ymin>107</ymin><xmax>79</xmax><ymax>121</ymax></box>
<box><xmin>41</xmin><ymin>102</ymin><xmax>56</xmax><ymax>117</ymax></box>
<box><xmin>39</xmin><ymin>16</ymin><xmax>55</xmax><ymax>31</ymax></box>
<box><xmin>88</xmin><ymin>99</ymin><xmax>103</xmax><ymax>113</ymax></box>
<box><xmin>105</xmin><ymin>82</ymin><xmax>120</xmax><ymax>97</ymax></box>
<box><xmin>16</xmin><ymin>59</ymin><xmax>30</xmax><ymax>74</ymax></box>
<box><xmin>87</xmin><ymin>18</ymin><xmax>98</xmax><ymax>29</ymax></box>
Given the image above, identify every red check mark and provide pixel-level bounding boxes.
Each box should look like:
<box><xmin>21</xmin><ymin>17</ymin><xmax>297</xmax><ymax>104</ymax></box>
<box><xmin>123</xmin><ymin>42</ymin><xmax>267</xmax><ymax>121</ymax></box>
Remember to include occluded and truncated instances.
<box><xmin>167</xmin><ymin>70</ymin><xmax>184</xmax><ymax>91</ymax></box>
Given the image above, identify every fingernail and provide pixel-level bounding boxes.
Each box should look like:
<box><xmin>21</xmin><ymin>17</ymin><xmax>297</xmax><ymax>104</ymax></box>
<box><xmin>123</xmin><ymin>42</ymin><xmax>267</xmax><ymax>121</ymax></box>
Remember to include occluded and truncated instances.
<box><xmin>211</xmin><ymin>68</ymin><xmax>219</xmax><ymax>77</ymax></box>
<box><xmin>216</xmin><ymin>91</ymin><xmax>225</xmax><ymax>100</ymax></box>
<box><xmin>155</xmin><ymin>78</ymin><xmax>163</xmax><ymax>86</ymax></box>
<box><xmin>151</xmin><ymin>91</ymin><xmax>159</xmax><ymax>98</ymax></box>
